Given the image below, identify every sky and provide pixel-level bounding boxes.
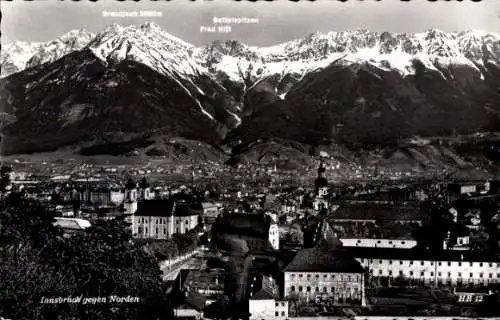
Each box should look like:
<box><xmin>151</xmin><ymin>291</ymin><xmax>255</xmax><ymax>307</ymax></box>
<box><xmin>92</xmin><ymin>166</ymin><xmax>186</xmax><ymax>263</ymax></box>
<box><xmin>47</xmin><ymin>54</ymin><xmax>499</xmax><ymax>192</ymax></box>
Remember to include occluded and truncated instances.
<box><xmin>2</xmin><ymin>0</ymin><xmax>500</xmax><ymax>47</ymax></box>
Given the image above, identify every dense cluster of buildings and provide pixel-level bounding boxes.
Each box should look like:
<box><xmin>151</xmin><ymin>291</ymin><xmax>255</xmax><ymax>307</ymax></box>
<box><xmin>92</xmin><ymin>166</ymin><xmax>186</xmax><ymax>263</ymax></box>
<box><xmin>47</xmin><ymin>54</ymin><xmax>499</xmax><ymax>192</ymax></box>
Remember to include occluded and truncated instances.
<box><xmin>3</xmin><ymin>160</ymin><xmax>500</xmax><ymax>319</ymax></box>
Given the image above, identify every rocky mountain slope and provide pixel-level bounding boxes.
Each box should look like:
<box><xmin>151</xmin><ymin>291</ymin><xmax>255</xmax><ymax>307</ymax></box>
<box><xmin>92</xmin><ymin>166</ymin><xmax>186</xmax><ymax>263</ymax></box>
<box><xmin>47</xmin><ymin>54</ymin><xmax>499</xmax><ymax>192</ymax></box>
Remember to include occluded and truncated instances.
<box><xmin>1</xmin><ymin>22</ymin><xmax>500</xmax><ymax>172</ymax></box>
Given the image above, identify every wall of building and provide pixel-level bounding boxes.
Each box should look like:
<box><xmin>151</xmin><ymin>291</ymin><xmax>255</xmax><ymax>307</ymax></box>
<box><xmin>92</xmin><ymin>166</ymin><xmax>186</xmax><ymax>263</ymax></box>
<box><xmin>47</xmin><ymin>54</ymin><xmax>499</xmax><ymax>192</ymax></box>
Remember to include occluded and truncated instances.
<box><xmin>357</xmin><ymin>257</ymin><xmax>500</xmax><ymax>286</ymax></box>
<box><xmin>110</xmin><ymin>192</ymin><xmax>124</xmax><ymax>205</ymax></box>
<box><xmin>340</xmin><ymin>238</ymin><xmax>417</xmax><ymax>249</ymax></box>
<box><xmin>249</xmin><ymin>299</ymin><xmax>275</xmax><ymax>320</ymax></box>
<box><xmin>284</xmin><ymin>271</ymin><xmax>364</xmax><ymax>305</ymax></box>
<box><xmin>274</xmin><ymin>300</ymin><xmax>289</xmax><ymax>319</ymax></box>
<box><xmin>269</xmin><ymin>224</ymin><xmax>280</xmax><ymax>250</ymax></box>
<box><xmin>132</xmin><ymin>214</ymin><xmax>198</xmax><ymax>239</ymax></box>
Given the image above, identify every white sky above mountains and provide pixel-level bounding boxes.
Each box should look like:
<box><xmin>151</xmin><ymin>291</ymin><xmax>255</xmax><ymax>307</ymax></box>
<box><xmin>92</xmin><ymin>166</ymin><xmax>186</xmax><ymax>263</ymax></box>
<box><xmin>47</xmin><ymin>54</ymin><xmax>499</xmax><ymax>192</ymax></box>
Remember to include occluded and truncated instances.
<box><xmin>2</xmin><ymin>0</ymin><xmax>500</xmax><ymax>46</ymax></box>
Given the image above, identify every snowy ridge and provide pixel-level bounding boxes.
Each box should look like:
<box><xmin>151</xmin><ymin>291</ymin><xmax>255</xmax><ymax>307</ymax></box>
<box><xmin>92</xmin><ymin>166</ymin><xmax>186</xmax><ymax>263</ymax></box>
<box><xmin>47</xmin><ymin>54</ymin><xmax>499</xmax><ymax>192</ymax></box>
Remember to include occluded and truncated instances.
<box><xmin>4</xmin><ymin>24</ymin><xmax>499</xmax><ymax>82</ymax></box>
<box><xmin>202</xmin><ymin>29</ymin><xmax>500</xmax><ymax>82</ymax></box>
<box><xmin>87</xmin><ymin>22</ymin><xmax>203</xmax><ymax>77</ymax></box>
<box><xmin>1</xmin><ymin>42</ymin><xmax>42</xmax><ymax>77</ymax></box>
<box><xmin>1</xmin><ymin>30</ymin><xmax>95</xmax><ymax>78</ymax></box>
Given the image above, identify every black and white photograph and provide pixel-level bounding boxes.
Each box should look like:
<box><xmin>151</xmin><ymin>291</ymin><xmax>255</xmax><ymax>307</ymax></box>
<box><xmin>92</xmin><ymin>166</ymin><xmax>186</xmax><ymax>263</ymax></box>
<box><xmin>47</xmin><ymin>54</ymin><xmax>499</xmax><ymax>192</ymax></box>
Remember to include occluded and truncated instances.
<box><xmin>1</xmin><ymin>0</ymin><xmax>500</xmax><ymax>319</ymax></box>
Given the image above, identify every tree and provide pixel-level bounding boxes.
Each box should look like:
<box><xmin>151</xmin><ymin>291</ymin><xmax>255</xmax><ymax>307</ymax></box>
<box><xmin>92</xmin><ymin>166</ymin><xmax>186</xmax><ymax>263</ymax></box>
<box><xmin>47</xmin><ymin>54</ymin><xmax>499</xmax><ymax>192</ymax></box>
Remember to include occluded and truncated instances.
<box><xmin>287</xmin><ymin>292</ymin><xmax>301</xmax><ymax>316</ymax></box>
<box><xmin>0</xmin><ymin>195</ymin><xmax>172</xmax><ymax>320</ymax></box>
<box><xmin>0</xmin><ymin>165</ymin><xmax>12</xmax><ymax>193</ymax></box>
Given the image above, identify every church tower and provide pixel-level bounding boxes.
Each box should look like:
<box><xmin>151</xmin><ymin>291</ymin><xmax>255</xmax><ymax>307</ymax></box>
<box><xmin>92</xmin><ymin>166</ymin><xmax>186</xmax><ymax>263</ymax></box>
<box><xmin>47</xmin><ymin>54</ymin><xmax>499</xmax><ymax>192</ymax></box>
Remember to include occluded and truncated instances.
<box><xmin>138</xmin><ymin>177</ymin><xmax>153</xmax><ymax>200</ymax></box>
<box><xmin>313</xmin><ymin>161</ymin><xmax>329</xmax><ymax>211</ymax></box>
<box><xmin>123</xmin><ymin>178</ymin><xmax>138</xmax><ymax>214</ymax></box>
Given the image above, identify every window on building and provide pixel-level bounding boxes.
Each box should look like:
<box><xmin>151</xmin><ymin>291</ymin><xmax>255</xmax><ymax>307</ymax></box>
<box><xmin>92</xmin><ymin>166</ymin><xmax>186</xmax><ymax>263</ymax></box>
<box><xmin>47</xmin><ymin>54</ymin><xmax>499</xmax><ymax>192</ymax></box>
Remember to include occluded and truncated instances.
<box><xmin>401</xmin><ymin>241</ymin><xmax>406</xmax><ymax>244</ymax></box>
<box><xmin>399</xmin><ymin>271</ymin><xmax>403</xmax><ymax>277</ymax></box>
<box><xmin>291</xmin><ymin>286</ymin><xmax>295</xmax><ymax>292</ymax></box>
<box><xmin>331</xmin><ymin>275</ymin><xmax>335</xmax><ymax>279</ymax></box>
<box><xmin>377</xmin><ymin>240</ymin><xmax>381</xmax><ymax>244</ymax></box>
<box><xmin>388</xmin><ymin>241</ymin><xmax>393</xmax><ymax>244</ymax></box>
<box><xmin>389</xmin><ymin>260</ymin><xmax>393</xmax><ymax>265</ymax></box>
<box><xmin>306</xmin><ymin>286</ymin><xmax>311</xmax><ymax>292</ymax></box>
<box><xmin>315</xmin><ymin>287</ymin><xmax>319</xmax><ymax>292</ymax></box>
<box><xmin>470</xmin><ymin>273</ymin><xmax>473</xmax><ymax>278</ymax></box>
<box><xmin>331</xmin><ymin>287</ymin><xmax>335</xmax><ymax>293</ymax></box>
<box><xmin>458</xmin><ymin>262</ymin><xmax>462</xmax><ymax>267</ymax></box>
<box><xmin>275</xmin><ymin>312</ymin><xmax>279</xmax><ymax>317</ymax></box>
<box><xmin>489</xmin><ymin>263</ymin><xmax>493</xmax><ymax>267</ymax></box>
<box><xmin>448</xmin><ymin>262</ymin><xmax>451</xmax><ymax>266</ymax></box>
<box><xmin>388</xmin><ymin>271</ymin><xmax>393</xmax><ymax>276</ymax></box>
<box><xmin>299</xmin><ymin>274</ymin><xmax>303</xmax><ymax>278</ymax></box>
<box><xmin>479</xmin><ymin>262</ymin><xmax>483</xmax><ymax>267</ymax></box>
<box><xmin>480</xmin><ymin>273</ymin><xmax>484</xmax><ymax>278</ymax></box>
<box><xmin>458</xmin><ymin>272</ymin><xmax>462</xmax><ymax>277</ymax></box>
<box><xmin>438</xmin><ymin>262</ymin><xmax>442</xmax><ymax>266</ymax></box>
<box><xmin>420</xmin><ymin>272</ymin><xmax>424</xmax><ymax>277</ymax></box>
<box><xmin>410</xmin><ymin>271</ymin><xmax>414</xmax><ymax>276</ymax></box>
<box><xmin>323</xmin><ymin>287</ymin><xmax>327</xmax><ymax>293</ymax></box>
<box><xmin>470</xmin><ymin>262</ymin><xmax>473</xmax><ymax>267</ymax></box>
<box><xmin>409</xmin><ymin>261</ymin><xmax>414</xmax><ymax>265</ymax></box>
<box><xmin>489</xmin><ymin>273</ymin><xmax>493</xmax><ymax>279</ymax></box>
<box><xmin>420</xmin><ymin>261</ymin><xmax>424</xmax><ymax>266</ymax></box>
<box><xmin>448</xmin><ymin>272</ymin><xmax>451</xmax><ymax>278</ymax></box>
<box><xmin>298</xmin><ymin>286</ymin><xmax>303</xmax><ymax>292</ymax></box>
<box><xmin>155</xmin><ymin>228</ymin><xmax>158</xmax><ymax>234</ymax></box>
<box><xmin>438</xmin><ymin>272</ymin><xmax>442</xmax><ymax>277</ymax></box>
<box><xmin>282</xmin><ymin>302</ymin><xmax>285</xmax><ymax>307</ymax></box>
<box><xmin>324</xmin><ymin>274</ymin><xmax>327</xmax><ymax>278</ymax></box>
<box><xmin>379</xmin><ymin>270</ymin><xmax>383</xmax><ymax>275</ymax></box>
<box><xmin>430</xmin><ymin>272</ymin><xmax>434</xmax><ymax>277</ymax></box>
<box><xmin>315</xmin><ymin>274</ymin><xmax>319</xmax><ymax>279</ymax></box>
<box><xmin>400</xmin><ymin>261</ymin><xmax>403</xmax><ymax>265</ymax></box>
<box><xmin>307</xmin><ymin>274</ymin><xmax>311</xmax><ymax>279</ymax></box>
<box><xmin>379</xmin><ymin>260</ymin><xmax>382</xmax><ymax>264</ymax></box>
<box><xmin>497</xmin><ymin>273</ymin><xmax>500</xmax><ymax>278</ymax></box>
<box><xmin>430</xmin><ymin>262</ymin><xmax>434</xmax><ymax>266</ymax></box>
<box><xmin>275</xmin><ymin>303</ymin><xmax>279</xmax><ymax>307</ymax></box>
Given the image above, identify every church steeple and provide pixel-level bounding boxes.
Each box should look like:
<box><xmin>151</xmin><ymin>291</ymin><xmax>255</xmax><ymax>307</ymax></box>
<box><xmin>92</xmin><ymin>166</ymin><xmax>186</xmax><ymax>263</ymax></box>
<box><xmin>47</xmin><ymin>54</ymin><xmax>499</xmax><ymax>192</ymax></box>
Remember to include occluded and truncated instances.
<box><xmin>313</xmin><ymin>161</ymin><xmax>329</xmax><ymax>211</ymax></box>
<box><xmin>315</xmin><ymin>161</ymin><xmax>328</xmax><ymax>192</ymax></box>
<box><xmin>123</xmin><ymin>178</ymin><xmax>138</xmax><ymax>214</ymax></box>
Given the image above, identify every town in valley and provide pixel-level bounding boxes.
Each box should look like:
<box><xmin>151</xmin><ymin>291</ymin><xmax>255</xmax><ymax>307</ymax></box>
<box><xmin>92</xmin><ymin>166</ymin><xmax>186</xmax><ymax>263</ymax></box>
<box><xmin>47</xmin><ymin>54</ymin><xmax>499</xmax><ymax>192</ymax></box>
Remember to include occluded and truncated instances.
<box><xmin>1</xmin><ymin>156</ymin><xmax>499</xmax><ymax>319</ymax></box>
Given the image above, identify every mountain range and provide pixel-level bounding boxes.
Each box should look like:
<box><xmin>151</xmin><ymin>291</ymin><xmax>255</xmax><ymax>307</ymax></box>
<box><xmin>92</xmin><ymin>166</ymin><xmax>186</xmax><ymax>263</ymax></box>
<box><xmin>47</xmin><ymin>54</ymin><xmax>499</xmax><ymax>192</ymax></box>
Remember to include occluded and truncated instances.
<box><xmin>1</xmin><ymin>22</ymin><xmax>500</xmax><ymax>173</ymax></box>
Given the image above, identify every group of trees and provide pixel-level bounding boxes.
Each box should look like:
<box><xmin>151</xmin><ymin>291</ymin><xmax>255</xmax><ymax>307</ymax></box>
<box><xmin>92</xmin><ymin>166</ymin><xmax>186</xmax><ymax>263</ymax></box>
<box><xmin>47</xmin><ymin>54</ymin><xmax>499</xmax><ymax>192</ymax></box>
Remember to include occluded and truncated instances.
<box><xmin>0</xmin><ymin>193</ymin><xmax>173</xmax><ymax>320</ymax></box>
<box><xmin>139</xmin><ymin>228</ymin><xmax>201</xmax><ymax>261</ymax></box>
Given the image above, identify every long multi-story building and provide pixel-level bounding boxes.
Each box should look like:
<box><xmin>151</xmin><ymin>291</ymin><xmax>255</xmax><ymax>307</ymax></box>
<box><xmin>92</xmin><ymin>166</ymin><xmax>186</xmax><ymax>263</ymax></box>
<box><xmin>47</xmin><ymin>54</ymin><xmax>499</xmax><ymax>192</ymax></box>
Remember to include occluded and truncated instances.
<box><xmin>350</xmin><ymin>247</ymin><xmax>500</xmax><ymax>287</ymax></box>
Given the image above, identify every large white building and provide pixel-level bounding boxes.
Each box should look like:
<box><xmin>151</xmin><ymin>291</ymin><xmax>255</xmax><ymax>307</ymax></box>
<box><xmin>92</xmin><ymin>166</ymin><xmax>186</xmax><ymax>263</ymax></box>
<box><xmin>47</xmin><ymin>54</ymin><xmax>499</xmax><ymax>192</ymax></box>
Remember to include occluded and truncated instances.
<box><xmin>351</xmin><ymin>248</ymin><xmax>500</xmax><ymax>287</ymax></box>
<box><xmin>131</xmin><ymin>199</ymin><xmax>199</xmax><ymax>239</ymax></box>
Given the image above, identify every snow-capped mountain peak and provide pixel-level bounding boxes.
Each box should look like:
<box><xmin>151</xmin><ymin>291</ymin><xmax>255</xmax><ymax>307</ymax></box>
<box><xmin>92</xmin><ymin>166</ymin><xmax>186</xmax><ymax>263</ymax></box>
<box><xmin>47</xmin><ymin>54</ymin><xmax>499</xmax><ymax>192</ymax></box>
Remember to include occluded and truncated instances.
<box><xmin>87</xmin><ymin>21</ymin><xmax>200</xmax><ymax>76</ymax></box>
<box><xmin>1</xmin><ymin>29</ymin><xmax>95</xmax><ymax>77</ymax></box>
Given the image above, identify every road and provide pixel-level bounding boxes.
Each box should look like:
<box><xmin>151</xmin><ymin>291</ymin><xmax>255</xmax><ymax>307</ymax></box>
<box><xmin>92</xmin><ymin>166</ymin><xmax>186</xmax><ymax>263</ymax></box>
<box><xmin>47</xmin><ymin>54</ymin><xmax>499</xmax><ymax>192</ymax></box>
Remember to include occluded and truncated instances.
<box><xmin>161</xmin><ymin>255</ymin><xmax>204</xmax><ymax>281</ymax></box>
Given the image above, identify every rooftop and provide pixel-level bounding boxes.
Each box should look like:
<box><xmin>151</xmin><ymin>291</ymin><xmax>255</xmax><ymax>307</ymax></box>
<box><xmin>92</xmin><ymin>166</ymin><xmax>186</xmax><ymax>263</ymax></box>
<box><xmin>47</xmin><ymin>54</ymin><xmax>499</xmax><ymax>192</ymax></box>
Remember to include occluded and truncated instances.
<box><xmin>331</xmin><ymin>202</ymin><xmax>426</xmax><ymax>222</ymax></box>
<box><xmin>284</xmin><ymin>247</ymin><xmax>364</xmax><ymax>273</ymax></box>
<box><xmin>250</xmin><ymin>288</ymin><xmax>276</xmax><ymax>300</ymax></box>
<box><xmin>214</xmin><ymin>212</ymin><xmax>273</xmax><ymax>238</ymax></box>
